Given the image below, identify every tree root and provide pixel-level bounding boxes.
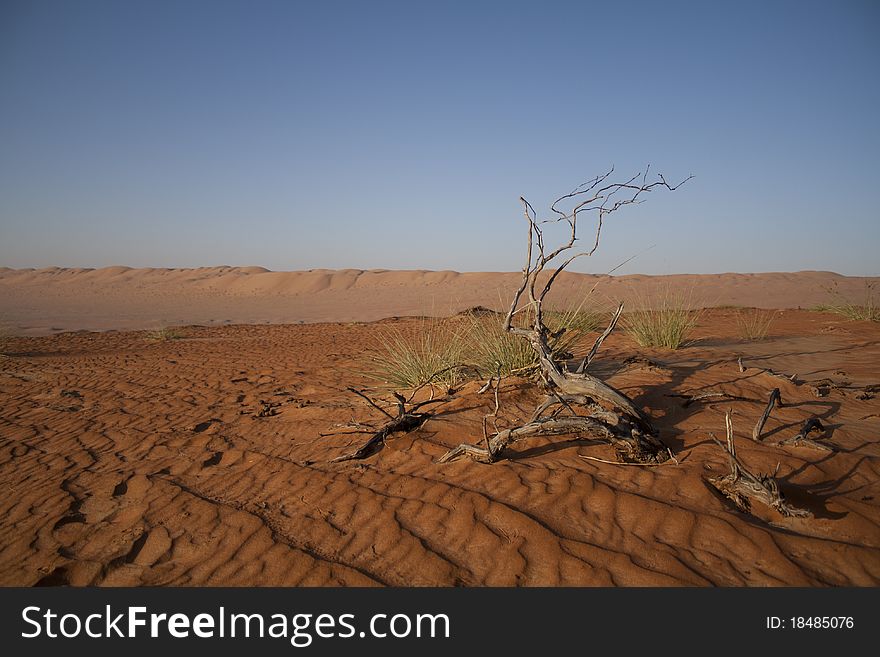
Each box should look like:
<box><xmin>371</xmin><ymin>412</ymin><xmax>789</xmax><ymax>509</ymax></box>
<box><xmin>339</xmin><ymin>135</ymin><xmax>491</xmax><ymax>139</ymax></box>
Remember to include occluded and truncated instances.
<box><xmin>707</xmin><ymin>412</ymin><xmax>811</xmax><ymax>518</ymax></box>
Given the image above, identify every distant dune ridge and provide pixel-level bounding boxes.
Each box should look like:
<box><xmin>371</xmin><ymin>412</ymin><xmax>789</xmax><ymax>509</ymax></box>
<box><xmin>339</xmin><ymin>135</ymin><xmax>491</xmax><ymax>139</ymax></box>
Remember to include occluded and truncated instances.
<box><xmin>0</xmin><ymin>266</ymin><xmax>877</xmax><ymax>335</ymax></box>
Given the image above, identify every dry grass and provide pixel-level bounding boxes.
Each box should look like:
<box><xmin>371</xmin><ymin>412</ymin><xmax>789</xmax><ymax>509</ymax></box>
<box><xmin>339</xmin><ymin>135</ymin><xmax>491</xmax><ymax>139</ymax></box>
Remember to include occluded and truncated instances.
<box><xmin>462</xmin><ymin>313</ymin><xmax>536</xmax><ymax>378</ymax></box>
<box><xmin>461</xmin><ymin>303</ymin><xmax>602</xmax><ymax>378</ymax></box>
<box><xmin>544</xmin><ymin>307</ymin><xmax>604</xmax><ymax>359</ymax></box>
<box><xmin>625</xmin><ymin>291</ymin><xmax>700</xmax><ymax>349</ymax></box>
<box><xmin>145</xmin><ymin>327</ymin><xmax>186</xmax><ymax>341</ymax></box>
<box><xmin>736</xmin><ymin>308</ymin><xmax>776</xmax><ymax>341</ymax></box>
<box><xmin>815</xmin><ymin>281</ymin><xmax>879</xmax><ymax>322</ymax></box>
<box><xmin>362</xmin><ymin>297</ymin><xmax>605</xmax><ymax>388</ymax></box>
<box><xmin>362</xmin><ymin>318</ymin><xmax>468</xmax><ymax>390</ymax></box>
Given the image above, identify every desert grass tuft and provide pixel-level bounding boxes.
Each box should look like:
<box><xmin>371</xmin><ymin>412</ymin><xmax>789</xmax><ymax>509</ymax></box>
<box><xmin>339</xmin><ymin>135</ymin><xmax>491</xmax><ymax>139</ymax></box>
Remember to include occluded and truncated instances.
<box><xmin>736</xmin><ymin>308</ymin><xmax>776</xmax><ymax>341</ymax></box>
<box><xmin>625</xmin><ymin>290</ymin><xmax>700</xmax><ymax>349</ymax></box>
<box><xmin>462</xmin><ymin>314</ymin><xmax>536</xmax><ymax>377</ymax></box>
<box><xmin>817</xmin><ymin>281</ymin><xmax>879</xmax><ymax>322</ymax></box>
<box><xmin>362</xmin><ymin>318</ymin><xmax>468</xmax><ymax>390</ymax></box>
<box><xmin>543</xmin><ymin>306</ymin><xmax>603</xmax><ymax>358</ymax></box>
<box><xmin>462</xmin><ymin>301</ymin><xmax>603</xmax><ymax>377</ymax></box>
<box><xmin>145</xmin><ymin>326</ymin><xmax>186</xmax><ymax>341</ymax></box>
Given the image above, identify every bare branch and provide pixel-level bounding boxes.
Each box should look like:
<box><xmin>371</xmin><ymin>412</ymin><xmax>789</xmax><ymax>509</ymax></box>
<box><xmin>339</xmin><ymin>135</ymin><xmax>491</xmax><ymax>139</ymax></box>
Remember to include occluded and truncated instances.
<box><xmin>752</xmin><ymin>388</ymin><xmax>781</xmax><ymax>441</ymax></box>
<box><xmin>347</xmin><ymin>387</ymin><xmax>395</xmax><ymax>420</ymax></box>
<box><xmin>577</xmin><ymin>302</ymin><xmax>624</xmax><ymax>373</ymax></box>
<box><xmin>332</xmin><ymin>392</ymin><xmax>453</xmax><ymax>463</ymax></box>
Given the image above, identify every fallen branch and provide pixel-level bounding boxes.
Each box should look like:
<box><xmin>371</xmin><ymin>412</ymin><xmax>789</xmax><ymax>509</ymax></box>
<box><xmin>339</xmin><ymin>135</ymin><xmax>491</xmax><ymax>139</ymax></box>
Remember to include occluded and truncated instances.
<box><xmin>778</xmin><ymin>418</ymin><xmax>832</xmax><ymax>451</ymax></box>
<box><xmin>331</xmin><ymin>390</ymin><xmax>452</xmax><ymax>462</ymax></box>
<box><xmin>579</xmin><ymin>454</ymin><xmax>676</xmax><ymax>467</ymax></box>
<box><xmin>706</xmin><ymin>412</ymin><xmax>811</xmax><ymax>518</ymax></box>
<box><xmin>739</xmin><ymin>358</ymin><xmax>798</xmax><ymax>384</ymax></box>
<box><xmin>438</xmin><ymin>414</ymin><xmax>663</xmax><ymax>464</ymax></box>
<box><xmin>667</xmin><ymin>390</ymin><xmax>759</xmax><ymax>407</ymax></box>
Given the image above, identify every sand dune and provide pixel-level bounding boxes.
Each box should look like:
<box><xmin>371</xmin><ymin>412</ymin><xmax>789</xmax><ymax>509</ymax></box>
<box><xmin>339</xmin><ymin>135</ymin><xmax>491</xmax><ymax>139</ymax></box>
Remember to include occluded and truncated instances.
<box><xmin>0</xmin><ymin>266</ymin><xmax>877</xmax><ymax>336</ymax></box>
<box><xmin>0</xmin><ymin>309</ymin><xmax>878</xmax><ymax>586</ymax></box>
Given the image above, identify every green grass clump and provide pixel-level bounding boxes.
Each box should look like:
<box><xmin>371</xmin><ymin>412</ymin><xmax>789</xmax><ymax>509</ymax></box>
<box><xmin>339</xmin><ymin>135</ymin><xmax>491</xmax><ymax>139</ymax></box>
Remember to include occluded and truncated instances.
<box><xmin>362</xmin><ymin>319</ymin><xmax>468</xmax><ymax>390</ymax></box>
<box><xmin>817</xmin><ymin>281</ymin><xmax>879</xmax><ymax>322</ymax></box>
<box><xmin>145</xmin><ymin>326</ymin><xmax>186</xmax><ymax>341</ymax></box>
<box><xmin>736</xmin><ymin>308</ymin><xmax>776</xmax><ymax>341</ymax></box>
<box><xmin>625</xmin><ymin>292</ymin><xmax>699</xmax><ymax>349</ymax></box>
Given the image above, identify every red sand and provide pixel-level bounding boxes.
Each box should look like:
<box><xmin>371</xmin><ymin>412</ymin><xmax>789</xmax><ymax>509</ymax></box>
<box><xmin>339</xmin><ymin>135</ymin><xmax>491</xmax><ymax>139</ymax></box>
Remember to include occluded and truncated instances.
<box><xmin>0</xmin><ymin>269</ymin><xmax>878</xmax><ymax>586</ymax></box>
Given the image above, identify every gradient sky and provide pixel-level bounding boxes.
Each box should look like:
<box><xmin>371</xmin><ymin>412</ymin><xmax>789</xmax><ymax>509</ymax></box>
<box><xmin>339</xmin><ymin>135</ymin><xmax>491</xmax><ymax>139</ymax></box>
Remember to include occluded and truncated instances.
<box><xmin>1</xmin><ymin>0</ymin><xmax>878</xmax><ymax>275</ymax></box>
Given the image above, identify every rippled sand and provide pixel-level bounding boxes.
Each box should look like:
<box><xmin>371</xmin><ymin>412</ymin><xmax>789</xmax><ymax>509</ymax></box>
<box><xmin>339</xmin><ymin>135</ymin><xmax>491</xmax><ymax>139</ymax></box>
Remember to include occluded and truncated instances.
<box><xmin>1</xmin><ymin>309</ymin><xmax>878</xmax><ymax>586</ymax></box>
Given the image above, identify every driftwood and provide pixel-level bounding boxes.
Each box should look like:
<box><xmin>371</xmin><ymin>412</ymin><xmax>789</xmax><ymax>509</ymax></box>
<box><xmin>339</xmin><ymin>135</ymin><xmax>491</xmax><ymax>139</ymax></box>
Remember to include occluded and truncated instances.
<box><xmin>707</xmin><ymin>412</ymin><xmax>811</xmax><ymax>518</ymax></box>
<box><xmin>439</xmin><ymin>169</ymin><xmax>689</xmax><ymax>465</ymax></box>
<box><xmin>438</xmin><ymin>408</ymin><xmax>667</xmax><ymax>464</ymax></box>
<box><xmin>752</xmin><ymin>388</ymin><xmax>781</xmax><ymax>441</ymax></box>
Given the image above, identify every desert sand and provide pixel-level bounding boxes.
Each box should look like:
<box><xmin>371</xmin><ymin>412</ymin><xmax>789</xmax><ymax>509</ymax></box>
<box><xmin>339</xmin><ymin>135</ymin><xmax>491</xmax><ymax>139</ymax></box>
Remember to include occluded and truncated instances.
<box><xmin>0</xmin><ymin>268</ymin><xmax>878</xmax><ymax>586</ymax></box>
<box><xmin>1</xmin><ymin>266</ymin><xmax>877</xmax><ymax>336</ymax></box>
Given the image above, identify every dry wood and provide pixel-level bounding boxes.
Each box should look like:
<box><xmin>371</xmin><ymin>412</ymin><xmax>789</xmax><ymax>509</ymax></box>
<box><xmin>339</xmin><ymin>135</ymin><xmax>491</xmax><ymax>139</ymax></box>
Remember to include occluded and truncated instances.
<box><xmin>577</xmin><ymin>302</ymin><xmax>624</xmax><ymax>373</ymax></box>
<box><xmin>778</xmin><ymin>418</ymin><xmax>832</xmax><ymax>451</ymax></box>
<box><xmin>707</xmin><ymin>412</ymin><xmax>811</xmax><ymax>518</ymax></box>
<box><xmin>667</xmin><ymin>390</ymin><xmax>758</xmax><ymax>407</ymax></box>
<box><xmin>752</xmin><ymin>388</ymin><xmax>781</xmax><ymax>441</ymax></box>
<box><xmin>437</xmin><ymin>414</ymin><xmax>662</xmax><ymax>464</ymax></box>
<box><xmin>579</xmin><ymin>454</ymin><xmax>676</xmax><ymax>467</ymax></box>
<box><xmin>439</xmin><ymin>169</ymin><xmax>689</xmax><ymax>466</ymax></box>
<box><xmin>739</xmin><ymin>358</ymin><xmax>798</xmax><ymax>383</ymax></box>
<box><xmin>331</xmin><ymin>390</ymin><xmax>451</xmax><ymax>463</ymax></box>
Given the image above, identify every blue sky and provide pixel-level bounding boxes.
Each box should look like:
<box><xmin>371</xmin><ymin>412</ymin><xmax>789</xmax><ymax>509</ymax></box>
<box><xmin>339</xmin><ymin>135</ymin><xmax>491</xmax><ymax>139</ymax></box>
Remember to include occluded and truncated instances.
<box><xmin>1</xmin><ymin>0</ymin><xmax>878</xmax><ymax>274</ymax></box>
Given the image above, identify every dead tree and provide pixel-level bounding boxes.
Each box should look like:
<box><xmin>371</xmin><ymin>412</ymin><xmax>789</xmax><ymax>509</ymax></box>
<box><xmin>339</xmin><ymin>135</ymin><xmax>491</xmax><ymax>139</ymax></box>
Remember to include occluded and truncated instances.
<box><xmin>440</xmin><ymin>168</ymin><xmax>691</xmax><ymax>465</ymax></box>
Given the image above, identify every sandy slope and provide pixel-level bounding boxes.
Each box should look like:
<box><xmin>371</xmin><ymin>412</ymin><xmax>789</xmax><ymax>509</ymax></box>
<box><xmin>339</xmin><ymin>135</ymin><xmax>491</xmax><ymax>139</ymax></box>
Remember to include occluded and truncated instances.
<box><xmin>1</xmin><ymin>266</ymin><xmax>878</xmax><ymax>335</ymax></box>
<box><xmin>0</xmin><ymin>309</ymin><xmax>878</xmax><ymax>586</ymax></box>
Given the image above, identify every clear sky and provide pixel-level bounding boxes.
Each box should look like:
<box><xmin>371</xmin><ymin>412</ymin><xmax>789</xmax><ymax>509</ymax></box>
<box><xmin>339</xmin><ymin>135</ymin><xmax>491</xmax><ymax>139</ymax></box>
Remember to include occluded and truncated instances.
<box><xmin>1</xmin><ymin>0</ymin><xmax>878</xmax><ymax>275</ymax></box>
